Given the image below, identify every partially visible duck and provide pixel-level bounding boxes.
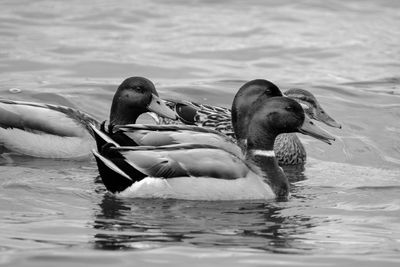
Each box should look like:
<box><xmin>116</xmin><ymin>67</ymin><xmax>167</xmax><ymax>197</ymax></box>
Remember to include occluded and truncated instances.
<box><xmin>274</xmin><ymin>88</ymin><xmax>341</xmax><ymax>165</ymax></box>
<box><xmin>284</xmin><ymin>88</ymin><xmax>341</xmax><ymax>129</ymax></box>
<box><xmin>92</xmin><ymin>97</ymin><xmax>334</xmax><ymax>200</ymax></box>
<box><xmin>0</xmin><ymin>77</ymin><xmax>176</xmax><ymax>159</ymax></box>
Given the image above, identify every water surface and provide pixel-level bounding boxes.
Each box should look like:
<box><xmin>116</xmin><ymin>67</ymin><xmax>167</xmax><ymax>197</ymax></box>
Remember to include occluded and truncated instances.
<box><xmin>0</xmin><ymin>0</ymin><xmax>400</xmax><ymax>266</ymax></box>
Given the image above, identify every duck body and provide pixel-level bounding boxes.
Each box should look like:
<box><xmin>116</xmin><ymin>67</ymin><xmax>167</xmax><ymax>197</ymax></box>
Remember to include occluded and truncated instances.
<box><xmin>93</xmin><ymin>96</ymin><xmax>335</xmax><ymax>200</ymax></box>
<box><xmin>0</xmin><ymin>77</ymin><xmax>177</xmax><ymax>159</ymax></box>
<box><xmin>93</xmin><ymin>145</ymin><xmax>274</xmax><ymax>200</ymax></box>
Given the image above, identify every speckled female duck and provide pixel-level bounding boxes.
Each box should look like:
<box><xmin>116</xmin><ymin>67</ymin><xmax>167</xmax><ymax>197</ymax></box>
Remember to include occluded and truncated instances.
<box><xmin>92</xmin><ymin>96</ymin><xmax>334</xmax><ymax>200</ymax></box>
<box><xmin>0</xmin><ymin>77</ymin><xmax>176</xmax><ymax>159</ymax></box>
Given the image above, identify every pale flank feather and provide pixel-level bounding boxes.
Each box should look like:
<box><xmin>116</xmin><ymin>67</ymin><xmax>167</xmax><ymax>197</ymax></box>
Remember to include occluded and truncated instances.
<box><xmin>119</xmin><ymin>173</ymin><xmax>274</xmax><ymax>200</ymax></box>
<box><xmin>0</xmin><ymin>100</ymin><xmax>97</xmax><ymax>159</ymax></box>
<box><xmin>0</xmin><ymin>127</ymin><xmax>95</xmax><ymax>159</ymax></box>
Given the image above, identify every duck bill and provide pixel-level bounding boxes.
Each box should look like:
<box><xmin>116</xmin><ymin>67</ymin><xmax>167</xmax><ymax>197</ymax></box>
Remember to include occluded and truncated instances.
<box><xmin>147</xmin><ymin>94</ymin><xmax>177</xmax><ymax>120</ymax></box>
<box><xmin>301</xmin><ymin>103</ymin><xmax>342</xmax><ymax>129</ymax></box>
<box><xmin>313</xmin><ymin>106</ymin><xmax>342</xmax><ymax>129</ymax></box>
<box><xmin>298</xmin><ymin>116</ymin><xmax>335</xmax><ymax>145</ymax></box>
<box><xmin>319</xmin><ymin>111</ymin><xmax>342</xmax><ymax>128</ymax></box>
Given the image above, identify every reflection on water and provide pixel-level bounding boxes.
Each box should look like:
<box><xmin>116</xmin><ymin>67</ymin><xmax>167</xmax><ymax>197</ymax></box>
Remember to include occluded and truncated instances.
<box><xmin>92</xmin><ymin>193</ymin><xmax>320</xmax><ymax>253</ymax></box>
<box><xmin>93</xmin><ymin>196</ymin><xmax>189</xmax><ymax>250</ymax></box>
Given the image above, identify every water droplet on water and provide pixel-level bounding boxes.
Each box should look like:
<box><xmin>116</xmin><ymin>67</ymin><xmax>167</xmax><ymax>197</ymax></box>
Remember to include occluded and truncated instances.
<box><xmin>9</xmin><ymin>88</ymin><xmax>22</xmax><ymax>93</ymax></box>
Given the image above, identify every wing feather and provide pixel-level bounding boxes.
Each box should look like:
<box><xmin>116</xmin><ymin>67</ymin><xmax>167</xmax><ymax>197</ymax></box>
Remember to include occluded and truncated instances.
<box><xmin>119</xmin><ymin>147</ymin><xmax>249</xmax><ymax>180</ymax></box>
<box><xmin>0</xmin><ymin>99</ymin><xmax>98</xmax><ymax>137</ymax></box>
<box><xmin>114</xmin><ymin>124</ymin><xmax>241</xmax><ymax>156</ymax></box>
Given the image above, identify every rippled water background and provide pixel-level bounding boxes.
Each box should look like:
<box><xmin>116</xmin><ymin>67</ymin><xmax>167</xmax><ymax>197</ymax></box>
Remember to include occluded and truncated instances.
<box><xmin>1</xmin><ymin>0</ymin><xmax>400</xmax><ymax>266</ymax></box>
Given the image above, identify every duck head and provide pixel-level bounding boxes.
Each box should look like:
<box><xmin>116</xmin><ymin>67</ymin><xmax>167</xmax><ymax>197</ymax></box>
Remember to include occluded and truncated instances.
<box><xmin>109</xmin><ymin>77</ymin><xmax>177</xmax><ymax>125</ymax></box>
<box><xmin>247</xmin><ymin>96</ymin><xmax>335</xmax><ymax>150</ymax></box>
<box><xmin>231</xmin><ymin>79</ymin><xmax>283</xmax><ymax>143</ymax></box>
<box><xmin>284</xmin><ymin>88</ymin><xmax>341</xmax><ymax>129</ymax></box>
<box><xmin>245</xmin><ymin>97</ymin><xmax>335</xmax><ymax>199</ymax></box>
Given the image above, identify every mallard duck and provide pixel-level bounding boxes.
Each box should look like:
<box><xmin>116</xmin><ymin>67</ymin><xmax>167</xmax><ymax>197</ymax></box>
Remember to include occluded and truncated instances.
<box><xmin>0</xmin><ymin>77</ymin><xmax>176</xmax><ymax>159</ymax></box>
<box><xmin>96</xmin><ymin>79</ymin><xmax>339</xmax><ymax>165</ymax></box>
<box><xmin>92</xmin><ymin>96</ymin><xmax>334</xmax><ymax>200</ymax></box>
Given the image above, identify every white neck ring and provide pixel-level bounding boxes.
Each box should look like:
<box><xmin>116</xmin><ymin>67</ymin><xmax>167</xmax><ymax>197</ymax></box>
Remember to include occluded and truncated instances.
<box><xmin>251</xmin><ymin>150</ymin><xmax>276</xmax><ymax>157</ymax></box>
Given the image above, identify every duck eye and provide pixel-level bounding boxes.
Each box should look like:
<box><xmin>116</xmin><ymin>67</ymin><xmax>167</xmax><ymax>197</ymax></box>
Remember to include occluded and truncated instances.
<box><xmin>132</xmin><ymin>86</ymin><xmax>145</xmax><ymax>93</ymax></box>
<box><xmin>285</xmin><ymin>106</ymin><xmax>294</xmax><ymax>111</ymax></box>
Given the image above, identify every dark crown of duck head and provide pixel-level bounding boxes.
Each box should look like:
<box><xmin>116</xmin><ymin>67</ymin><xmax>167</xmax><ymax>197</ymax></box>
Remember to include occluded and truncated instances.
<box><xmin>284</xmin><ymin>88</ymin><xmax>317</xmax><ymax>111</ymax></box>
<box><xmin>246</xmin><ymin>97</ymin><xmax>305</xmax><ymax>150</ymax></box>
<box><xmin>231</xmin><ymin>79</ymin><xmax>283</xmax><ymax>141</ymax></box>
<box><xmin>109</xmin><ymin>77</ymin><xmax>158</xmax><ymax>125</ymax></box>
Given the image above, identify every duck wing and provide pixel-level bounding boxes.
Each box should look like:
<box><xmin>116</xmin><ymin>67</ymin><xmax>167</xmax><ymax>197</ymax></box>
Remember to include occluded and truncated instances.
<box><xmin>94</xmin><ymin>144</ymin><xmax>250</xmax><ymax>193</ymax></box>
<box><xmin>93</xmin><ymin>124</ymin><xmax>241</xmax><ymax>157</ymax></box>
<box><xmin>158</xmin><ymin>99</ymin><xmax>235</xmax><ymax>137</ymax></box>
<box><xmin>0</xmin><ymin>99</ymin><xmax>99</xmax><ymax>158</ymax></box>
<box><xmin>0</xmin><ymin>99</ymin><xmax>99</xmax><ymax>136</ymax></box>
<box><xmin>119</xmin><ymin>145</ymin><xmax>248</xmax><ymax>178</ymax></box>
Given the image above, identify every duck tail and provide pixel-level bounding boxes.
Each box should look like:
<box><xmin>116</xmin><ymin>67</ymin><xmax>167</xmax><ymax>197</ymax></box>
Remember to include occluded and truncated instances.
<box><xmin>89</xmin><ymin>122</ymin><xmax>119</xmax><ymax>151</ymax></box>
<box><xmin>92</xmin><ymin>143</ymin><xmax>148</xmax><ymax>193</ymax></box>
<box><xmin>92</xmin><ymin>149</ymin><xmax>133</xmax><ymax>193</ymax></box>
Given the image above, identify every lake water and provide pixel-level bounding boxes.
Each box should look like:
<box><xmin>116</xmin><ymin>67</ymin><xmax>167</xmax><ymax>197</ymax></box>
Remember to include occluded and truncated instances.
<box><xmin>0</xmin><ymin>0</ymin><xmax>400</xmax><ymax>266</ymax></box>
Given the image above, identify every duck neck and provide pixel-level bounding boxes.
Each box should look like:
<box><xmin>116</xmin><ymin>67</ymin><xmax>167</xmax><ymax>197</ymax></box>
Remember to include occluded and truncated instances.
<box><xmin>109</xmin><ymin>100</ymin><xmax>145</xmax><ymax>126</ymax></box>
<box><xmin>246</xmin><ymin>134</ymin><xmax>289</xmax><ymax>199</ymax></box>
